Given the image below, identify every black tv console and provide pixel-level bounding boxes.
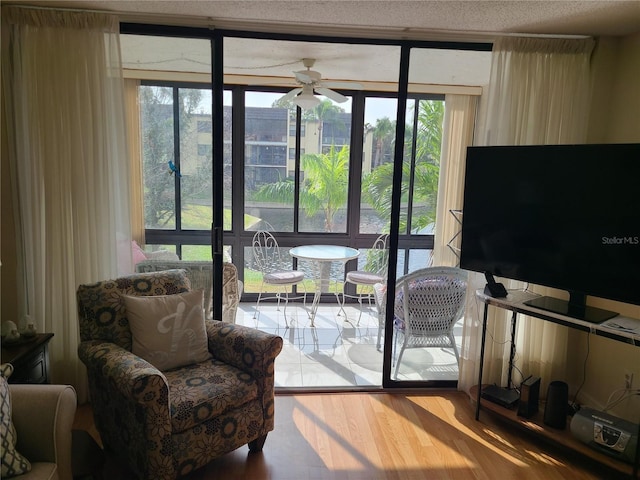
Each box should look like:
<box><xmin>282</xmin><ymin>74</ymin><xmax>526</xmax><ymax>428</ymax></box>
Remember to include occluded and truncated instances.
<box><xmin>473</xmin><ymin>289</ymin><xmax>640</xmax><ymax>478</ymax></box>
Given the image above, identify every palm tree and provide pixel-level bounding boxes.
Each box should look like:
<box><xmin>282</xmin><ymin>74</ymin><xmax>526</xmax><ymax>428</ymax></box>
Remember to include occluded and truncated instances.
<box><xmin>371</xmin><ymin>117</ymin><xmax>395</xmax><ymax>168</ymax></box>
<box><xmin>303</xmin><ymin>100</ymin><xmax>345</xmax><ymax>152</ymax></box>
<box><xmin>362</xmin><ymin>99</ymin><xmax>444</xmax><ymax>233</ymax></box>
<box><xmin>253</xmin><ymin>145</ymin><xmax>349</xmax><ymax>232</ymax></box>
<box><xmin>415</xmin><ymin>100</ymin><xmax>443</xmax><ymax>164</ymax></box>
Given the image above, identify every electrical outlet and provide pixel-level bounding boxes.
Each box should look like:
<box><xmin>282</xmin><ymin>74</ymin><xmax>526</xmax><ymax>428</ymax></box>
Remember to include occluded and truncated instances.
<box><xmin>624</xmin><ymin>371</ymin><xmax>634</xmax><ymax>390</ymax></box>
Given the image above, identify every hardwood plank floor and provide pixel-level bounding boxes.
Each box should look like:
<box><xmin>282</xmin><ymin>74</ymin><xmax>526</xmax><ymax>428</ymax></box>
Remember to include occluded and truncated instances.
<box><xmin>73</xmin><ymin>391</ymin><xmax>622</xmax><ymax>480</ymax></box>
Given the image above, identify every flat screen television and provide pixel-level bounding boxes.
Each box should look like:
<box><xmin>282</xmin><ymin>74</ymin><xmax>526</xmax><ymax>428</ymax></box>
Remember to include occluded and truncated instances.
<box><xmin>459</xmin><ymin>143</ymin><xmax>640</xmax><ymax>323</ymax></box>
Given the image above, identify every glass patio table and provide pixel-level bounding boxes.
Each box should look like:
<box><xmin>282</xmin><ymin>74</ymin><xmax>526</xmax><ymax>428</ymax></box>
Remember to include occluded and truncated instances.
<box><xmin>290</xmin><ymin>245</ymin><xmax>360</xmax><ymax>326</ymax></box>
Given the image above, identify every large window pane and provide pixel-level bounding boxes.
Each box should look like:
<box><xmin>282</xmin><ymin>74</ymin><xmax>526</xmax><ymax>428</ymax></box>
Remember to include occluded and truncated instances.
<box><xmin>410</xmin><ymin>99</ymin><xmax>443</xmax><ymax>235</ymax></box>
<box><xmin>223</xmin><ymin>91</ymin><xmax>232</xmax><ymax>230</ymax></box>
<box><xmin>140</xmin><ymin>85</ymin><xmax>176</xmax><ymax>229</ymax></box>
<box><xmin>181</xmin><ymin>245</ymin><xmax>212</xmax><ymax>261</ymax></box>
<box><xmin>299</xmin><ymin>98</ymin><xmax>352</xmax><ymax>233</ymax></box>
<box><xmin>360</xmin><ymin>97</ymin><xmax>397</xmax><ymax>234</ymax></box>
<box><xmin>244</xmin><ymin>92</ymin><xmax>292</xmax><ymax>231</ymax></box>
<box><xmin>180</xmin><ymin>88</ymin><xmax>213</xmax><ymax>230</ymax></box>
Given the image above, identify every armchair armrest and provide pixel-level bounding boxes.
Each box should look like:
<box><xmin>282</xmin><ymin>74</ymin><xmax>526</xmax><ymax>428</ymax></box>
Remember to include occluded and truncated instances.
<box><xmin>206</xmin><ymin>321</ymin><xmax>282</xmax><ymax>431</ymax></box>
<box><xmin>78</xmin><ymin>341</ymin><xmax>169</xmax><ymax>403</ymax></box>
<box><xmin>78</xmin><ymin>341</ymin><xmax>172</xmax><ymax>479</ymax></box>
<box><xmin>11</xmin><ymin>384</ymin><xmax>77</xmax><ymax>480</ymax></box>
<box><xmin>205</xmin><ymin>321</ymin><xmax>283</xmax><ymax>385</ymax></box>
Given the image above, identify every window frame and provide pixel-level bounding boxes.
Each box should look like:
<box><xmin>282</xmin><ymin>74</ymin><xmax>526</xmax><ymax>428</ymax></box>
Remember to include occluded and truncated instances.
<box><xmin>140</xmin><ymin>82</ymin><xmax>442</xmax><ymax>273</ymax></box>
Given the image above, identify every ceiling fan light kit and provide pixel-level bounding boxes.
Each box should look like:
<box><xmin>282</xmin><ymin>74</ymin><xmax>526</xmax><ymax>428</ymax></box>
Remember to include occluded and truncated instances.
<box><xmin>272</xmin><ymin>58</ymin><xmax>362</xmax><ymax>109</ymax></box>
<box><xmin>293</xmin><ymin>84</ymin><xmax>321</xmax><ymax>109</ymax></box>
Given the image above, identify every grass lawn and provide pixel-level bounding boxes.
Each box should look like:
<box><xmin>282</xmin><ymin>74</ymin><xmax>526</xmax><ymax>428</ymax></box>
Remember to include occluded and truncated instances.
<box><xmin>180</xmin><ymin>204</ymin><xmax>260</xmax><ymax>262</ymax></box>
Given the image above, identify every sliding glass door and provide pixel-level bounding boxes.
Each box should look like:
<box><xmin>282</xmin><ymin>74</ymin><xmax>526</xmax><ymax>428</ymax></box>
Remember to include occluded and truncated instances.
<box><xmin>119</xmin><ymin>27</ymin><xmax>228</xmax><ymax>317</ymax></box>
<box><xmin>381</xmin><ymin>45</ymin><xmax>490</xmax><ymax>387</ymax></box>
<box><xmin>120</xmin><ymin>23</ymin><xmax>490</xmax><ymax>389</ymax></box>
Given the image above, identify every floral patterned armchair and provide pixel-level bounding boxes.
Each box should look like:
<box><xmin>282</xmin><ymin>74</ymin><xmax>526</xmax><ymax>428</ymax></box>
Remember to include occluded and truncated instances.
<box><xmin>76</xmin><ymin>269</ymin><xmax>282</xmax><ymax>480</ymax></box>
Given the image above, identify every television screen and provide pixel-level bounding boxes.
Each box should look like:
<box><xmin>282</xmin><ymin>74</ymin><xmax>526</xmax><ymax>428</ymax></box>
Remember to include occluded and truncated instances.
<box><xmin>460</xmin><ymin>143</ymin><xmax>640</xmax><ymax>322</ymax></box>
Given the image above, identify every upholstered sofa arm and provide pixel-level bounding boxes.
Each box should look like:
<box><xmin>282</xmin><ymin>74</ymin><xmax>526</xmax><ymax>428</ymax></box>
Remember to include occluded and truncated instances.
<box><xmin>78</xmin><ymin>340</ymin><xmax>169</xmax><ymax>403</ymax></box>
<box><xmin>205</xmin><ymin>321</ymin><xmax>282</xmax><ymax>386</ymax></box>
<box><xmin>11</xmin><ymin>384</ymin><xmax>77</xmax><ymax>480</ymax></box>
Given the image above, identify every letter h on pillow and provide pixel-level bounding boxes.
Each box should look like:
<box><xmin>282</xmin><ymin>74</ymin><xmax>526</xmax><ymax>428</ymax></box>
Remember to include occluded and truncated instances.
<box><xmin>122</xmin><ymin>289</ymin><xmax>212</xmax><ymax>371</ymax></box>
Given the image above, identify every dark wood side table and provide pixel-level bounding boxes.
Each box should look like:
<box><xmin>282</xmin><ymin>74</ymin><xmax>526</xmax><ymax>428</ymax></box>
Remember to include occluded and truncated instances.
<box><xmin>1</xmin><ymin>333</ymin><xmax>54</xmax><ymax>384</ymax></box>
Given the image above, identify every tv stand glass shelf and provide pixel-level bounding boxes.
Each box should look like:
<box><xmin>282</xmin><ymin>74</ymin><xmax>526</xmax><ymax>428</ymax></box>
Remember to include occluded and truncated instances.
<box><xmin>474</xmin><ymin>289</ymin><xmax>640</xmax><ymax>478</ymax></box>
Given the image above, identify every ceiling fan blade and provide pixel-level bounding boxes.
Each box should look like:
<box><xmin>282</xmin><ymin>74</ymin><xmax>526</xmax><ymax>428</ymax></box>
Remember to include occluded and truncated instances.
<box><xmin>279</xmin><ymin>87</ymin><xmax>303</xmax><ymax>103</ymax></box>
<box><xmin>321</xmin><ymin>81</ymin><xmax>364</xmax><ymax>90</ymax></box>
<box><xmin>315</xmin><ymin>87</ymin><xmax>348</xmax><ymax>103</ymax></box>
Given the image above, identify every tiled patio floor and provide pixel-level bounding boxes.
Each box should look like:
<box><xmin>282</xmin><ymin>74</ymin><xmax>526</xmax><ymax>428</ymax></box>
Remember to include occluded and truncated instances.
<box><xmin>235</xmin><ymin>302</ymin><xmax>461</xmax><ymax>388</ymax></box>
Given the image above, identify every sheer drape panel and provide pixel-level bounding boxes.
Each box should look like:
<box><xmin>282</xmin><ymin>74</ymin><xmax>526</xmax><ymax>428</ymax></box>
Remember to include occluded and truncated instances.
<box><xmin>432</xmin><ymin>94</ymin><xmax>477</xmax><ymax>267</ymax></box>
<box><xmin>125</xmin><ymin>78</ymin><xmax>145</xmax><ymax>245</ymax></box>
<box><xmin>459</xmin><ymin>36</ymin><xmax>594</xmax><ymax>396</ymax></box>
<box><xmin>484</xmin><ymin>37</ymin><xmax>594</xmax><ymax>145</ymax></box>
<box><xmin>2</xmin><ymin>6</ymin><xmax>132</xmax><ymax>401</ymax></box>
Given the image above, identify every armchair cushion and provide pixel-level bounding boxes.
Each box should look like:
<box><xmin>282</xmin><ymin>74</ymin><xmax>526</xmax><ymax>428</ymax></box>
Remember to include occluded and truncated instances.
<box><xmin>1</xmin><ymin>365</ymin><xmax>31</xmax><ymax>478</ymax></box>
<box><xmin>164</xmin><ymin>359</ymin><xmax>258</xmax><ymax>433</ymax></box>
<box><xmin>123</xmin><ymin>289</ymin><xmax>212</xmax><ymax>371</ymax></box>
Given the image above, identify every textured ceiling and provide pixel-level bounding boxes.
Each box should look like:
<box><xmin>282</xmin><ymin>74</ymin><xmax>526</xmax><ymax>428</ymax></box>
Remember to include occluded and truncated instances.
<box><xmin>9</xmin><ymin>1</ymin><xmax>640</xmax><ymax>37</ymax></box>
<box><xmin>8</xmin><ymin>1</ymin><xmax>640</xmax><ymax>89</ymax></box>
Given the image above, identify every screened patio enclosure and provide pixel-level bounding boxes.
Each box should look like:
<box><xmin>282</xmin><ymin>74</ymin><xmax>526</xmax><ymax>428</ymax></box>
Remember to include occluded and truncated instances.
<box><xmin>121</xmin><ymin>25</ymin><xmax>491</xmax><ymax>388</ymax></box>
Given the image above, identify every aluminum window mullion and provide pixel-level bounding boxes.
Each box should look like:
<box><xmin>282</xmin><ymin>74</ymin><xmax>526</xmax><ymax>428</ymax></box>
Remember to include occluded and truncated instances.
<box><xmin>293</xmin><ymin>107</ymin><xmax>302</xmax><ymax>233</ymax></box>
<box><xmin>172</xmin><ymin>86</ymin><xmax>183</xmax><ymax>258</ymax></box>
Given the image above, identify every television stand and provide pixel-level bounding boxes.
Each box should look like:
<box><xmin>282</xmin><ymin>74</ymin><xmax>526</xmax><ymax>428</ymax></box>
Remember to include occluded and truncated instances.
<box><xmin>524</xmin><ymin>293</ymin><xmax>618</xmax><ymax>324</ymax></box>
<box><xmin>474</xmin><ymin>289</ymin><xmax>640</xmax><ymax>478</ymax></box>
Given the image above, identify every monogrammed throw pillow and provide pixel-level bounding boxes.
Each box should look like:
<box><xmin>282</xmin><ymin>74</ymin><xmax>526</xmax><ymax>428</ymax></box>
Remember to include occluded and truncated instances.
<box><xmin>123</xmin><ymin>289</ymin><xmax>212</xmax><ymax>371</ymax></box>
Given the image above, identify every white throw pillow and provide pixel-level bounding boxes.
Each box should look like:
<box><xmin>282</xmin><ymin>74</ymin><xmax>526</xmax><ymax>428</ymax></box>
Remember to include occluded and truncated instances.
<box><xmin>123</xmin><ymin>289</ymin><xmax>212</xmax><ymax>371</ymax></box>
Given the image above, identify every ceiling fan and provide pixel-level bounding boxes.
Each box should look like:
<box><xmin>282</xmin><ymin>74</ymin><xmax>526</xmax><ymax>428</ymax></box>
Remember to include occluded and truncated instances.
<box><xmin>277</xmin><ymin>58</ymin><xmax>363</xmax><ymax>109</ymax></box>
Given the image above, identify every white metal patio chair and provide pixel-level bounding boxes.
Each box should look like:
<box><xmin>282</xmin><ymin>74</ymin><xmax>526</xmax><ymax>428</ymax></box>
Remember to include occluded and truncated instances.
<box><xmin>252</xmin><ymin>230</ymin><xmax>306</xmax><ymax>326</ymax></box>
<box><xmin>391</xmin><ymin>266</ymin><xmax>467</xmax><ymax>379</ymax></box>
<box><xmin>342</xmin><ymin>233</ymin><xmax>389</xmax><ymax>324</ymax></box>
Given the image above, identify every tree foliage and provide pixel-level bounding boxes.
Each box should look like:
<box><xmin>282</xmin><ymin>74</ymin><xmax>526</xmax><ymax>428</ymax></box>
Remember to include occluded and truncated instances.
<box><xmin>253</xmin><ymin>145</ymin><xmax>350</xmax><ymax>232</ymax></box>
<box><xmin>140</xmin><ymin>86</ymin><xmax>206</xmax><ymax>229</ymax></box>
<box><xmin>256</xmin><ymin>98</ymin><xmax>443</xmax><ymax>234</ymax></box>
<box><xmin>362</xmin><ymin>99</ymin><xmax>444</xmax><ymax>233</ymax></box>
<box><xmin>371</xmin><ymin>116</ymin><xmax>395</xmax><ymax>168</ymax></box>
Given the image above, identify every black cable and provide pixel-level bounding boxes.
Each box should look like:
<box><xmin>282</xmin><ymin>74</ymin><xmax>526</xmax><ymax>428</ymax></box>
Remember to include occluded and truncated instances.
<box><xmin>509</xmin><ymin>361</ymin><xmax>526</xmax><ymax>391</ymax></box>
<box><xmin>571</xmin><ymin>331</ymin><xmax>590</xmax><ymax>411</ymax></box>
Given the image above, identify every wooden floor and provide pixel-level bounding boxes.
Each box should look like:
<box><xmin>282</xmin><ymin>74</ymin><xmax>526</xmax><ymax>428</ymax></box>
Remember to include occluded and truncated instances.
<box><xmin>73</xmin><ymin>391</ymin><xmax>622</xmax><ymax>480</ymax></box>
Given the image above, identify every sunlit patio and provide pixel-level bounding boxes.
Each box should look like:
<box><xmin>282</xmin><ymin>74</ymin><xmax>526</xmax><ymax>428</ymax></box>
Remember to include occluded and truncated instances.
<box><xmin>235</xmin><ymin>301</ymin><xmax>462</xmax><ymax>388</ymax></box>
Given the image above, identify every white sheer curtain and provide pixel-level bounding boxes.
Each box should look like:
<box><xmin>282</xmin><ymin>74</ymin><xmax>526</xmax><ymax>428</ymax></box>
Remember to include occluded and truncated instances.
<box><xmin>2</xmin><ymin>6</ymin><xmax>132</xmax><ymax>402</ymax></box>
<box><xmin>124</xmin><ymin>78</ymin><xmax>146</xmax><ymax>245</ymax></box>
<box><xmin>458</xmin><ymin>36</ymin><xmax>595</xmax><ymax>396</ymax></box>
<box><xmin>432</xmin><ymin>94</ymin><xmax>478</xmax><ymax>267</ymax></box>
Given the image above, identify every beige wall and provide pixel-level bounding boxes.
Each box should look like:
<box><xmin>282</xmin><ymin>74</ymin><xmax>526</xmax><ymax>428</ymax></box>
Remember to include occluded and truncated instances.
<box><xmin>566</xmin><ymin>32</ymin><xmax>640</xmax><ymax>421</ymax></box>
<box><xmin>606</xmin><ymin>33</ymin><xmax>640</xmax><ymax>142</ymax></box>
